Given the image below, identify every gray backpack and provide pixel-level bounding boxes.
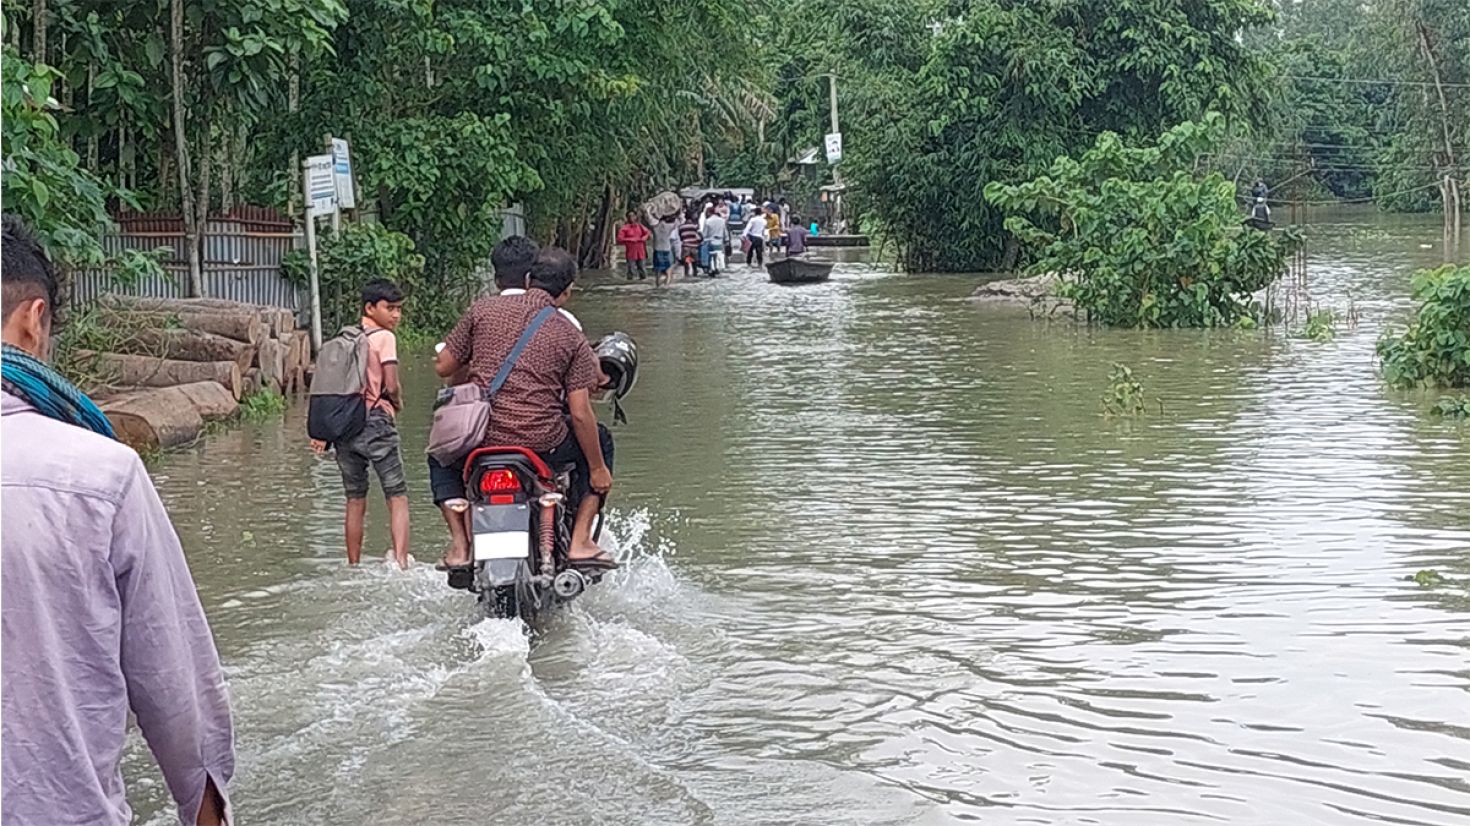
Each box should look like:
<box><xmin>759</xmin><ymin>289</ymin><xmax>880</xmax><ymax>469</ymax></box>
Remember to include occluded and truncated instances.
<box><xmin>307</xmin><ymin>326</ymin><xmax>379</xmax><ymax>443</ymax></box>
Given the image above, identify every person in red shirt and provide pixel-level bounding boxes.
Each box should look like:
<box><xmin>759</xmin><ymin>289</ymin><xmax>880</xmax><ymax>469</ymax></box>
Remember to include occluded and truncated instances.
<box><xmin>615</xmin><ymin>211</ymin><xmax>651</xmax><ymax>281</ymax></box>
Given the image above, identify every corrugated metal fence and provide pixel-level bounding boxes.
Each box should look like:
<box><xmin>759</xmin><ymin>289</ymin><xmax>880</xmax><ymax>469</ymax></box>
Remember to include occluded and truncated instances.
<box><xmin>70</xmin><ymin>204</ymin><xmax>528</xmax><ymax>311</ymax></box>
<box><xmin>69</xmin><ymin>207</ymin><xmax>304</xmax><ymax>312</ymax></box>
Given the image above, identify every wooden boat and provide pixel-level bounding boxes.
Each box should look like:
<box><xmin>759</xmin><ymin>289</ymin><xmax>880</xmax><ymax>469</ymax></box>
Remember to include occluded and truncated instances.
<box><xmin>767</xmin><ymin>257</ymin><xmax>833</xmax><ymax>284</ymax></box>
<box><xmin>806</xmin><ymin>233</ymin><xmax>870</xmax><ymax>248</ymax></box>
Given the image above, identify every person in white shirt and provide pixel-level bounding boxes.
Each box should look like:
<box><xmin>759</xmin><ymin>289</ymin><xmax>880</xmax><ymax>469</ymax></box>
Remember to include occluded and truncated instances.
<box><xmin>647</xmin><ymin>211</ymin><xmax>679</xmax><ymax>286</ymax></box>
<box><xmin>701</xmin><ymin>205</ymin><xmax>728</xmax><ymax>276</ymax></box>
<box><xmin>743</xmin><ymin>206</ymin><xmax>768</xmax><ymax>266</ymax></box>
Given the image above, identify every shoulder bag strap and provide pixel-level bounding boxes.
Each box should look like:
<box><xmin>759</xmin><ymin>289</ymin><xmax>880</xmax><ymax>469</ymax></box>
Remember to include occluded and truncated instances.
<box><xmin>486</xmin><ymin>306</ymin><xmax>557</xmax><ymax>397</ymax></box>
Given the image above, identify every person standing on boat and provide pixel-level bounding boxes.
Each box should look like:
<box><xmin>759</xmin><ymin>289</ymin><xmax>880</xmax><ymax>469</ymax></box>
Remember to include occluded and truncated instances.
<box><xmin>743</xmin><ymin>206</ymin><xmax>767</xmax><ymax>266</ymax></box>
<box><xmin>785</xmin><ymin>213</ymin><xmax>810</xmax><ymax>256</ymax></box>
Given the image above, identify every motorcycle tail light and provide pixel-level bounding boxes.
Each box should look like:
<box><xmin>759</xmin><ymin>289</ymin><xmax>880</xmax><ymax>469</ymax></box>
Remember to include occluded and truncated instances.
<box><xmin>480</xmin><ymin>469</ymin><xmax>520</xmax><ymax>496</ymax></box>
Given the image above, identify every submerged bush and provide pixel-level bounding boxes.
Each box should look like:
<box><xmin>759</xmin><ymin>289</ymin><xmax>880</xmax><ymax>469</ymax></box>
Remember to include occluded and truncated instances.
<box><xmin>1297</xmin><ymin>310</ymin><xmax>1338</xmax><ymax>342</ymax></box>
<box><xmin>1377</xmin><ymin>264</ymin><xmax>1470</xmax><ymax>389</ymax></box>
<box><xmin>986</xmin><ymin>116</ymin><xmax>1298</xmax><ymax>328</ymax></box>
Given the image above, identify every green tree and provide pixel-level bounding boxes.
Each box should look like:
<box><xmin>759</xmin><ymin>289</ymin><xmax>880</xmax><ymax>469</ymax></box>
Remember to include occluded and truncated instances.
<box><xmin>1378</xmin><ymin>264</ymin><xmax>1470</xmax><ymax>389</ymax></box>
<box><xmin>811</xmin><ymin>0</ymin><xmax>1279</xmax><ymax>272</ymax></box>
<box><xmin>986</xmin><ymin>116</ymin><xmax>1297</xmax><ymax>328</ymax></box>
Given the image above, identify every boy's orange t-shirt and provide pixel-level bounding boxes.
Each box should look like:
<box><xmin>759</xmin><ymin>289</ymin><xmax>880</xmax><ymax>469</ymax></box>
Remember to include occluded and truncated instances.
<box><xmin>361</xmin><ymin>318</ymin><xmax>399</xmax><ymax>415</ymax></box>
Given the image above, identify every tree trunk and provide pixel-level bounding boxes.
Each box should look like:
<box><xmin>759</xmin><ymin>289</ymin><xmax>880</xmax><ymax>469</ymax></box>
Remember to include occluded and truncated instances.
<box><xmin>288</xmin><ymin>53</ymin><xmax>301</xmax><ymax>215</ymax></box>
<box><xmin>194</xmin><ymin>124</ymin><xmax>213</xmax><ymax>292</ymax></box>
<box><xmin>1416</xmin><ymin>21</ymin><xmax>1458</xmax><ymax>171</ymax></box>
<box><xmin>30</xmin><ymin>0</ymin><xmax>46</xmax><ymax>64</ymax></box>
<box><xmin>242</xmin><ymin>367</ymin><xmax>262</xmax><ymax>396</ymax></box>
<box><xmin>219</xmin><ymin>130</ymin><xmax>235</xmax><ymax>214</ymax></box>
<box><xmin>582</xmin><ymin>184</ymin><xmax>615</xmax><ymax>268</ymax></box>
<box><xmin>107</xmin><ymin>327</ymin><xmax>257</xmax><ymax>369</ymax></box>
<box><xmin>101</xmin><ymin>295</ymin><xmax>292</xmax><ymax>336</ymax></box>
<box><xmin>1001</xmin><ymin>234</ymin><xmax>1021</xmax><ymax>272</ymax></box>
<box><xmin>169</xmin><ymin>0</ymin><xmax>202</xmax><ymax>297</ymax></box>
<box><xmin>256</xmin><ymin>338</ymin><xmax>287</xmax><ymax>392</ymax></box>
<box><xmin>170</xmin><ymin>380</ymin><xmax>239</xmax><ymax>420</ymax></box>
<box><xmin>85</xmin><ymin>63</ymin><xmax>99</xmax><ymax>171</ymax></box>
<box><xmin>78</xmin><ymin>351</ymin><xmax>242</xmax><ymax>399</ymax></box>
<box><xmin>100</xmin><ymin>387</ymin><xmax>206</xmax><ymax>452</ymax></box>
<box><xmin>97</xmin><ymin>307</ymin><xmax>268</xmax><ymax>344</ymax></box>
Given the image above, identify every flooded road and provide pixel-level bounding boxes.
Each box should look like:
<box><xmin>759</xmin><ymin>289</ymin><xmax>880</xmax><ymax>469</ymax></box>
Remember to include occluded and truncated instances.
<box><xmin>128</xmin><ymin>212</ymin><xmax>1470</xmax><ymax>824</ymax></box>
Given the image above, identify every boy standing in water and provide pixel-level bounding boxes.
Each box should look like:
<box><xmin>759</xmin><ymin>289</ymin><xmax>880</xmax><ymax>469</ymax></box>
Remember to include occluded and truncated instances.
<box><xmin>616</xmin><ymin>212</ymin><xmax>651</xmax><ymax>280</ymax></box>
<box><xmin>679</xmin><ymin>209</ymin><xmax>703</xmax><ymax>277</ymax></box>
<box><xmin>314</xmin><ymin>280</ymin><xmax>411</xmax><ymax>568</ymax></box>
<box><xmin>650</xmin><ymin>212</ymin><xmax>678</xmax><ymax>286</ymax></box>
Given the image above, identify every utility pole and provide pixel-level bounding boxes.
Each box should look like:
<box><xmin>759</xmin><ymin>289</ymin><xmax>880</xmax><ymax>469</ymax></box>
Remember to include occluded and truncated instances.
<box><xmin>828</xmin><ymin>73</ymin><xmax>840</xmax><ymax>137</ymax></box>
<box><xmin>827</xmin><ymin>73</ymin><xmax>844</xmax><ymax>231</ymax></box>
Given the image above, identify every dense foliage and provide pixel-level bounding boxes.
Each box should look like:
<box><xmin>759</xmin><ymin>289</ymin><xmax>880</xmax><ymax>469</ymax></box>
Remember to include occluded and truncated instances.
<box><xmin>987</xmin><ymin>118</ymin><xmax>1296</xmax><ymax>328</ymax></box>
<box><xmin>1378</xmin><ymin>264</ymin><xmax>1470</xmax><ymax>388</ymax></box>
<box><xmin>764</xmin><ymin>0</ymin><xmax>1279</xmax><ymax>272</ymax></box>
<box><xmin>281</xmin><ymin>222</ymin><xmax>427</xmax><ymax>334</ymax></box>
<box><xmin>4</xmin><ymin>0</ymin><xmax>762</xmax><ymax>310</ymax></box>
<box><xmin>3</xmin><ymin>0</ymin><xmax>1464</xmax><ymax>286</ymax></box>
<box><xmin>1235</xmin><ymin>0</ymin><xmax>1469</xmax><ymax>211</ymax></box>
<box><xmin>1</xmin><ymin>45</ymin><xmax>161</xmax><ymax>284</ymax></box>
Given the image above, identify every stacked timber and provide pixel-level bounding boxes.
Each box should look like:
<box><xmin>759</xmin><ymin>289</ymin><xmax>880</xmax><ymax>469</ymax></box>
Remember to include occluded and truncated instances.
<box><xmin>91</xmin><ymin>295</ymin><xmax>314</xmax><ymax>452</ymax></box>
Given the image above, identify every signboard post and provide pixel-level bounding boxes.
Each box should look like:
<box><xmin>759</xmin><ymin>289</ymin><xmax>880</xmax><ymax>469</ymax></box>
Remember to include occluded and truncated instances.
<box><xmin>302</xmin><ymin>153</ymin><xmax>337</xmax><ymax>352</ymax></box>
<box><xmin>329</xmin><ymin>136</ymin><xmax>356</xmax><ymax>211</ymax></box>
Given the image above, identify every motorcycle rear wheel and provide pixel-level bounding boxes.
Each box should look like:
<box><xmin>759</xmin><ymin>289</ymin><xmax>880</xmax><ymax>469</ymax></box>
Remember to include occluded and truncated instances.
<box><xmin>480</xmin><ymin>584</ymin><xmax>534</xmax><ymax>623</ymax></box>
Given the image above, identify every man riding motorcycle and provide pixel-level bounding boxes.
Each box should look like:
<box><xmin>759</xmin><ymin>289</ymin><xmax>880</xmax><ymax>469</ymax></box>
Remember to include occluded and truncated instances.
<box><xmin>433</xmin><ymin>247</ymin><xmax>617</xmax><ymax>571</ymax></box>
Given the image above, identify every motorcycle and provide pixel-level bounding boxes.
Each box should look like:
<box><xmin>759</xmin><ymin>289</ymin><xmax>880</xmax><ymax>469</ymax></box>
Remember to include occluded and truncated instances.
<box><xmin>444</xmin><ymin>332</ymin><xmax>638</xmax><ymax>621</ymax></box>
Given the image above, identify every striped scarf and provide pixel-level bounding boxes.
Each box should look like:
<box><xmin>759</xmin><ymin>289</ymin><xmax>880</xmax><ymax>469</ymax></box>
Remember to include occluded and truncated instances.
<box><xmin>1</xmin><ymin>343</ymin><xmax>116</xmax><ymax>439</ymax></box>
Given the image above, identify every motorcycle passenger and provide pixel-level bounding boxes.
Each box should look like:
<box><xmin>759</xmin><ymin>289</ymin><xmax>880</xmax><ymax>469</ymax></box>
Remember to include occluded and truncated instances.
<box><xmin>430</xmin><ymin>235</ymin><xmax>543</xmax><ymax>570</ymax></box>
<box><xmin>433</xmin><ymin>247</ymin><xmax>617</xmax><ymax>570</ymax></box>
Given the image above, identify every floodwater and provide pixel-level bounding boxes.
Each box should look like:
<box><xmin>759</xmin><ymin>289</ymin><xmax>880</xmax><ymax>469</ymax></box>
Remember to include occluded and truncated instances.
<box><xmin>127</xmin><ymin>211</ymin><xmax>1470</xmax><ymax>825</ymax></box>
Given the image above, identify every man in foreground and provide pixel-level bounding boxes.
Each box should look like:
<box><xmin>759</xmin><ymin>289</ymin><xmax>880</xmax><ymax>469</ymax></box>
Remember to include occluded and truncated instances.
<box><xmin>434</xmin><ymin>247</ymin><xmax>617</xmax><ymax>569</ymax></box>
<box><xmin>0</xmin><ymin>214</ymin><xmax>234</xmax><ymax>825</ymax></box>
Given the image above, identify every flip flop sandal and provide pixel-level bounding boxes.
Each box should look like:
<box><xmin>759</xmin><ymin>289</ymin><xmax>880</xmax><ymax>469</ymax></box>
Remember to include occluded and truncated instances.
<box><xmin>568</xmin><ymin>553</ymin><xmax>620</xmax><ymax>571</ymax></box>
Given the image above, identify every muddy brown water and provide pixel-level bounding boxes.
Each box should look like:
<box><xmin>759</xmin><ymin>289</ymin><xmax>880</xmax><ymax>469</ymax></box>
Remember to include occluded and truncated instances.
<box><xmin>126</xmin><ymin>211</ymin><xmax>1469</xmax><ymax>824</ymax></box>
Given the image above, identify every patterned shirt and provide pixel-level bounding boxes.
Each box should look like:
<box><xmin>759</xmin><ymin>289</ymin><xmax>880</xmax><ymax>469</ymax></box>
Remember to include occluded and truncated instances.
<box><xmin>678</xmin><ymin>221</ymin><xmax>702</xmax><ymax>251</ymax></box>
<box><xmin>443</xmin><ymin>290</ymin><xmax>600</xmax><ymax>452</ymax></box>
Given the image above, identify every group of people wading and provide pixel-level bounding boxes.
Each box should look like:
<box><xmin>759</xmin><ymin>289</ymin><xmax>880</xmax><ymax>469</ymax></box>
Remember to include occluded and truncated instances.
<box><xmin>617</xmin><ymin>192</ymin><xmax>810</xmax><ymax>282</ymax></box>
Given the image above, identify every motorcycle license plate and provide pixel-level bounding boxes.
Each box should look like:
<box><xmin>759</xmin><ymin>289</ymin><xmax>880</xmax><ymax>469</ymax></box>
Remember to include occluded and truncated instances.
<box><xmin>474</xmin><ymin>531</ymin><xmax>530</xmax><ymax>561</ymax></box>
<box><xmin>472</xmin><ymin>502</ymin><xmax>531</xmax><ymax>562</ymax></box>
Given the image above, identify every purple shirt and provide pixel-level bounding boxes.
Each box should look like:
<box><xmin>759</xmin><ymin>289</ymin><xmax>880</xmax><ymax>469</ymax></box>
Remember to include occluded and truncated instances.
<box><xmin>786</xmin><ymin>225</ymin><xmax>809</xmax><ymax>255</ymax></box>
<box><xmin>1</xmin><ymin>391</ymin><xmax>234</xmax><ymax>825</ymax></box>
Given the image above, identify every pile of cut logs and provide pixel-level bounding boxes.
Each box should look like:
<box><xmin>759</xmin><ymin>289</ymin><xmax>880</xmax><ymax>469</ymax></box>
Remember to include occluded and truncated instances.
<box><xmin>85</xmin><ymin>295</ymin><xmax>313</xmax><ymax>452</ymax></box>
